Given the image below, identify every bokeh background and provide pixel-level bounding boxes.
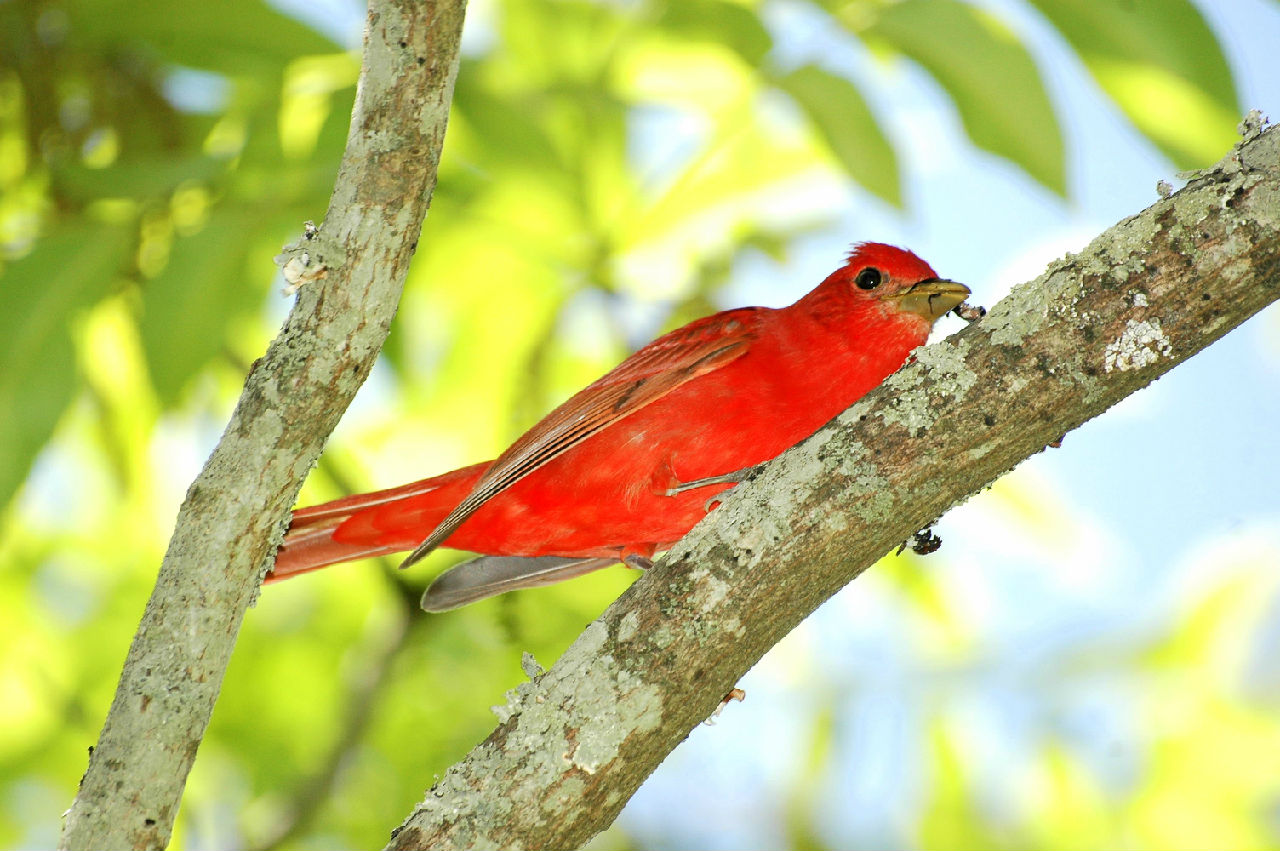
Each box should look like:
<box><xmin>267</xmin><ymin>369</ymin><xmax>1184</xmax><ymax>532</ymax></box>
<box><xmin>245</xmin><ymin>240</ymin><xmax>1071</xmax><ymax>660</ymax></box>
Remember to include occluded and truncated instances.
<box><xmin>2</xmin><ymin>0</ymin><xmax>1279</xmax><ymax>848</ymax></box>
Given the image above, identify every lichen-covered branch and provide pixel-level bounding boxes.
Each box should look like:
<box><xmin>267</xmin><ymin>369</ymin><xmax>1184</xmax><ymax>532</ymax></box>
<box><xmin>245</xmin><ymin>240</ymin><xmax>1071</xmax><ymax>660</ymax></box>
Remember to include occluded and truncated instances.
<box><xmin>58</xmin><ymin>2</ymin><xmax>468</xmax><ymax>848</ymax></box>
<box><xmin>385</xmin><ymin>119</ymin><xmax>1280</xmax><ymax>850</ymax></box>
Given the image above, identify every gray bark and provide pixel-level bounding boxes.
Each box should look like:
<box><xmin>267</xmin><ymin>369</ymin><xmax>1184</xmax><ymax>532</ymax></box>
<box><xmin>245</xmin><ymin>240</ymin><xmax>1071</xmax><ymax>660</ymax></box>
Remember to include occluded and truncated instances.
<box><xmin>385</xmin><ymin>118</ymin><xmax>1280</xmax><ymax>850</ymax></box>
<box><xmin>57</xmin><ymin>1</ymin><xmax>468</xmax><ymax>848</ymax></box>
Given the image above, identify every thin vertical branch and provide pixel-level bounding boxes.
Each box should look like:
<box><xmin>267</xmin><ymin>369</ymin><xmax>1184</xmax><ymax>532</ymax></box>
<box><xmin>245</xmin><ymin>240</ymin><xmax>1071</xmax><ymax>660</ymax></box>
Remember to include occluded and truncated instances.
<box><xmin>58</xmin><ymin>1</ymin><xmax>468</xmax><ymax>847</ymax></box>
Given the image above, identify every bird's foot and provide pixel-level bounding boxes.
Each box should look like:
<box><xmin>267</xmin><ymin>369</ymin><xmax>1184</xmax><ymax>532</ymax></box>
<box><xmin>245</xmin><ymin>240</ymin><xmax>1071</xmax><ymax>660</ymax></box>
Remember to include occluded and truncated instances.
<box><xmin>664</xmin><ymin>464</ymin><xmax>766</xmax><ymax>497</ymax></box>
<box><xmin>623</xmin><ymin>554</ymin><xmax>653</xmax><ymax>571</ymax></box>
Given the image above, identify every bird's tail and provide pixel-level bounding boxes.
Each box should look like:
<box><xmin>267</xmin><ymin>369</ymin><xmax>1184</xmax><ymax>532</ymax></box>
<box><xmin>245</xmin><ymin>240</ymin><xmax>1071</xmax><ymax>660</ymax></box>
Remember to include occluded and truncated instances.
<box><xmin>269</xmin><ymin>462</ymin><xmax>488</xmax><ymax>582</ymax></box>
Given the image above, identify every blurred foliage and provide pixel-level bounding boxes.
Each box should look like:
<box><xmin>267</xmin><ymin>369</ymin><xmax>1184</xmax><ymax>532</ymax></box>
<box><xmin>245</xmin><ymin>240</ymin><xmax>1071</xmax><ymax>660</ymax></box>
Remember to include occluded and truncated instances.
<box><xmin>0</xmin><ymin>0</ymin><xmax>1267</xmax><ymax>848</ymax></box>
<box><xmin>912</xmin><ymin>533</ymin><xmax>1280</xmax><ymax>851</ymax></box>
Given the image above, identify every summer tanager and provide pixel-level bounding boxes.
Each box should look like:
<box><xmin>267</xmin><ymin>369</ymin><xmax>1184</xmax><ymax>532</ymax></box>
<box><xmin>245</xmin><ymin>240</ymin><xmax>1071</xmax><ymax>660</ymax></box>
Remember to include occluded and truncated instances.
<box><xmin>272</xmin><ymin>242</ymin><xmax>968</xmax><ymax>610</ymax></box>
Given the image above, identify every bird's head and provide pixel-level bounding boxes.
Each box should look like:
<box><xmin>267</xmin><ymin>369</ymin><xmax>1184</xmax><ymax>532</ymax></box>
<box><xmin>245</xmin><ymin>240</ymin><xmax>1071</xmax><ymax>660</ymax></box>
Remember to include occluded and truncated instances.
<box><xmin>803</xmin><ymin>242</ymin><xmax>970</xmax><ymax>332</ymax></box>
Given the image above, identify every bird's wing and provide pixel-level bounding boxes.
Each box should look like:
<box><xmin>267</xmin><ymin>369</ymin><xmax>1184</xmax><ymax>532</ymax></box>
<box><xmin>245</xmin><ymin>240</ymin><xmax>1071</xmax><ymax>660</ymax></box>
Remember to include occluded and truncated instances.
<box><xmin>420</xmin><ymin>556</ymin><xmax>620</xmax><ymax>611</ymax></box>
<box><xmin>401</xmin><ymin>306</ymin><xmax>764</xmax><ymax>566</ymax></box>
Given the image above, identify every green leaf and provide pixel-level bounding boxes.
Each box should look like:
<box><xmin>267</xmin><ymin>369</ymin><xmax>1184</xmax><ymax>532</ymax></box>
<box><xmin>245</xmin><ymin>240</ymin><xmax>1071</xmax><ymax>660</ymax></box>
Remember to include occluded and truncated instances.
<box><xmin>1026</xmin><ymin>0</ymin><xmax>1239</xmax><ymax>169</ymax></box>
<box><xmin>65</xmin><ymin>0</ymin><xmax>340</xmax><ymax>79</ymax></box>
<box><xmin>500</xmin><ymin>0</ymin><xmax>630</xmax><ymax>88</ymax></box>
<box><xmin>452</xmin><ymin>68</ymin><xmax>570</xmax><ymax>178</ymax></box>
<box><xmin>863</xmin><ymin>0</ymin><xmax>1066</xmax><ymax>195</ymax></box>
<box><xmin>0</xmin><ymin>224</ymin><xmax>134</xmax><ymax>510</ymax></box>
<box><xmin>655</xmin><ymin>0</ymin><xmax>774</xmax><ymax>67</ymax></box>
<box><xmin>919</xmin><ymin>719</ymin><xmax>1006</xmax><ymax>851</ymax></box>
<box><xmin>774</xmin><ymin>64</ymin><xmax>902</xmax><ymax>207</ymax></box>
<box><xmin>52</xmin><ymin>155</ymin><xmax>231</xmax><ymax>202</ymax></box>
<box><xmin>138</xmin><ymin>207</ymin><xmax>258</xmax><ymax>404</ymax></box>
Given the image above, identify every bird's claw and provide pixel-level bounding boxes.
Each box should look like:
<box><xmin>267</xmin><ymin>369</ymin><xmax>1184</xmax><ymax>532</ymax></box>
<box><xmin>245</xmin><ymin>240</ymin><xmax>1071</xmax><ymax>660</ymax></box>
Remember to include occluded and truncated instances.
<box><xmin>664</xmin><ymin>464</ymin><xmax>766</xmax><ymax>497</ymax></box>
<box><xmin>623</xmin><ymin>555</ymin><xmax>653</xmax><ymax>571</ymax></box>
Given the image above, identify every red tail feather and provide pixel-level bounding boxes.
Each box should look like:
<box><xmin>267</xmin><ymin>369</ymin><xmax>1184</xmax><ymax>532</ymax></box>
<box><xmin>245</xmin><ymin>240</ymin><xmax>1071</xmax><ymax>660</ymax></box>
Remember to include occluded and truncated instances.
<box><xmin>270</xmin><ymin>462</ymin><xmax>489</xmax><ymax>582</ymax></box>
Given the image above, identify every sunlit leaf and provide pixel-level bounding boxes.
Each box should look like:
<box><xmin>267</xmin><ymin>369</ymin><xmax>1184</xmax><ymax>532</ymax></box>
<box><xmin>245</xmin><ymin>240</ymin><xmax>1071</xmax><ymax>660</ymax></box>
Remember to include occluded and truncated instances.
<box><xmin>1129</xmin><ymin>696</ymin><xmax>1280</xmax><ymax>850</ymax></box>
<box><xmin>137</xmin><ymin>207</ymin><xmax>259</xmax><ymax>404</ymax></box>
<box><xmin>615</xmin><ymin>37</ymin><xmax>756</xmax><ymax>112</ymax></box>
<box><xmin>774</xmin><ymin>64</ymin><xmax>901</xmax><ymax>207</ymax></box>
<box><xmin>0</xmin><ymin>224</ymin><xmax>133</xmax><ymax>509</ymax></box>
<box><xmin>877</xmin><ymin>554</ymin><xmax>970</xmax><ymax>650</ymax></box>
<box><xmin>1026</xmin><ymin>0</ymin><xmax>1239</xmax><ymax>169</ymax></box>
<box><xmin>65</xmin><ymin>0</ymin><xmax>340</xmax><ymax>78</ymax></box>
<box><xmin>621</xmin><ymin>107</ymin><xmax>837</xmax><ymax>257</ymax></box>
<box><xmin>449</xmin><ymin>75</ymin><xmax>570</xmax><ymax>178</ymax></box>
<box><xmin>783</xmin><ymin>701</ymin><xmax>836</xmax><ymax>850</ymax></box>
<box><xmin>654</xmin><ymin>0</ymin><xmax>773</xmax><ymax>67</ymax></box>
<box><xmin>861</xmin><ymin>0</ymin><xmax>1066</xmax><ymax>195</ymax></box>
<box><xmin>499</xmin><ymin>0</ymin><xmax>630</xmax><ymax>89</ymax></box>
<box><xmin>1025</xmin><ymin>743</ymin><xmax>1110</xmax><ymax>850</ymax></box>
<box><xmin>52</xmin><ymin>155</ymin><xmax>230</xmax><ymax>202</ymax></box>
<box><xmin>919</xmin><ymin>719</ymin><xmax>1004</xmax><ymax>851</ymax></box>
<box><xmin>279</xmin><ymin>54</ymin><xmax>361</xmax><ymax>161</ymax></box>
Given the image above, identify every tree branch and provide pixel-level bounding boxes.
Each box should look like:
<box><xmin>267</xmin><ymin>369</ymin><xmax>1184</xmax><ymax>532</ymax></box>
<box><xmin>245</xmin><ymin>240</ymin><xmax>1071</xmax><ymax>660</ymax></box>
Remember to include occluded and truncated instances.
<box><xmin>58</xmin><ymin>1</ymin><xmax>468</xmax><ymax>848</ymax></box>
<box><xmin>385</xmin><ymin>118</ymin><xmax>1280</xmax><ymax>850</ymax></box>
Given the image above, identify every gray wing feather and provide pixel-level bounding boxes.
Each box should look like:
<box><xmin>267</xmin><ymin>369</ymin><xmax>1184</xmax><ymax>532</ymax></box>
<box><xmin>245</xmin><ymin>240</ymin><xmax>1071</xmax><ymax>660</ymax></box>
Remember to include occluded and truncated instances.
<box><xmin>420</xmin><ymin>555</ymin><xmax>619</xmax><ymax>612</ymax></box>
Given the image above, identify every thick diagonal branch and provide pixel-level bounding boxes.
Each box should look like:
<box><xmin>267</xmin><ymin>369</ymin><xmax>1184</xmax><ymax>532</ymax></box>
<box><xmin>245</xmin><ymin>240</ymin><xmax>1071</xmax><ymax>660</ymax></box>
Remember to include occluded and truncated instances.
<box><xmin>58</xmin><ymin>2</ymin><xmax>468</xmax><ymax>848</ymax></box>
<box><xmin>386</xmin><ymin>121</ymin><xmax>1280</xmax><ymax>850</ymax></box>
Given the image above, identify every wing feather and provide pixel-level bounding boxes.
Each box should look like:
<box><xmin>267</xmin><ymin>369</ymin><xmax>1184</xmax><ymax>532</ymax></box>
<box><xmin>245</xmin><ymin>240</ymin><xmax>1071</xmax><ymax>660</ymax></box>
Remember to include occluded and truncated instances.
<box><xmin>401</xmin><ymin>307</ymin><xmax>764</xmax><ymax>565</ymax></box>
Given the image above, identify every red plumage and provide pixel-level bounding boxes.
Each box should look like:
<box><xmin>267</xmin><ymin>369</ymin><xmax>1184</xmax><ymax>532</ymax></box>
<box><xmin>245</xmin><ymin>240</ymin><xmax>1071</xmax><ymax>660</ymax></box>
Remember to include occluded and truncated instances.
<box><xmin>272</xmin><ymin>243</ymin><xmax>968</xmax><ymax>608</ymax></box>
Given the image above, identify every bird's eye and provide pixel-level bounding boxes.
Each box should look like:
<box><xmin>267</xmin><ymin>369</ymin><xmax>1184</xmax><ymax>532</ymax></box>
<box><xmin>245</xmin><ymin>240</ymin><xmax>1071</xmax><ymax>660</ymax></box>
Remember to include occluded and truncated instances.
<box><xmin>855</xmin><ymin>267</ymin><xmax>882</xmax><ymax>290</ymax></box>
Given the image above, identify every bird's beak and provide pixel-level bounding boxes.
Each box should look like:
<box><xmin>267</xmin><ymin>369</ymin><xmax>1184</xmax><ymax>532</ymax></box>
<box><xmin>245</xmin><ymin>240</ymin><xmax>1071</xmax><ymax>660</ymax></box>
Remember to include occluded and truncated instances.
<box><xmin>886</xmin><ymin>279</ymin><xmax>971</xmax><ymax>323</ymax></box>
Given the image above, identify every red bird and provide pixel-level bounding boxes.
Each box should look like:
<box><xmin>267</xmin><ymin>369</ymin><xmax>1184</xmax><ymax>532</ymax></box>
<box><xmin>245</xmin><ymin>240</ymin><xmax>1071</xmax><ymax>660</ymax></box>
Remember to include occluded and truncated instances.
<box><xmin>273</xmin><ymin>243</ymin><xmax>968</xmax><ymax>610</ymax></box>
